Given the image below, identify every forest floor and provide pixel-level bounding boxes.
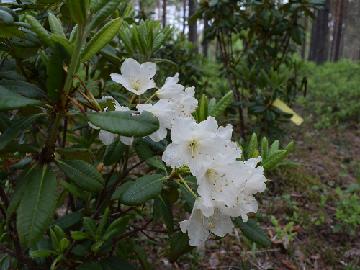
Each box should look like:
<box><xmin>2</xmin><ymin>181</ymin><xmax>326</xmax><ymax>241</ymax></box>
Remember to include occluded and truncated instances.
<box><xmin>171</xmin><ymin>110</ymin><xmax>360</xmax><ymax>270</ymax></box>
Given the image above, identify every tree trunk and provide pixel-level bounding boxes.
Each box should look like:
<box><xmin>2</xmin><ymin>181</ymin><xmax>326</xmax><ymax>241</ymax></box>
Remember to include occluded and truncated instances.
<box><xmin>309</xmin><ymin>0</ymin><xmax>330</xmax><ymax>64</ymax></box>
<box><xmin>188</xmin><ymin>0</ymin><xmax>197</xmax><ymax>46</ymax></box>
<box><xmin>182</xmin><ymin>0</ymin><xmax>186</xmax><ymax>34</ymax></box>
<box><xmin>138</xmin><ymin>0</ymin><xmax>143</xmax><ymax>17</ymax></box>
<box><xmin>162</xmin><ymin>0</ymin><xmax>167</xmax><ymax>28</ymax></box>
<box><xmin>331</xmin><ymin>0</ymin><xmax>346</xmax><ymax>61</ymax></box>
<box><xmin>202</xmin><ymin>17</ymin><xmax>209</xmax><ymax>57</ymax></box>
<box><xmin>301</xmin><ymin>17</ymin><xmax>308</xmax><ymax>59</ymax></box>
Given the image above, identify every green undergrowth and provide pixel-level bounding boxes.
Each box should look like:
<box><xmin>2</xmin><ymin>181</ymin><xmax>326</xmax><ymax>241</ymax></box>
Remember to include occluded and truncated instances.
<box><xmin>300</xmin><ymin>60</ymin><xmax>360</xmax><ymax>129</ymax></box>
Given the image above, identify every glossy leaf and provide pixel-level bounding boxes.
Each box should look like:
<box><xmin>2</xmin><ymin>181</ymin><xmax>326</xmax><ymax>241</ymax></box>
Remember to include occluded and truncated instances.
<box><xmin>0</xmin><ymin>79</ymin><xmax>45</xmax><ymax>99</ymax></box>
<box><xmin>0</xmin><ymin>114</ymin><xmax>42</xmax><ymax>151</ymax></box>
<box><xmin>0</xmin><ymin>86</ymin><xmax>41</xmax><ymax>111</ymax></box>
<box><xmin>209</xmin><ymin>91</ymin><xmax>233</xmax><ymax>117</ymax></box>
<box><xmin>120</xmin><ymin>174</ymin><xmax>165</xmax><ymax>205</ymax></box>
<box><xmin>89</xmin><ymin>0</ymin><xmax>122</xmax><ymax>30</ymax></box>
<box><xmin>262</xmin><ymin>149</ymin><xmax>288</xmax><ymax>170</ymax></box>
<box><xmin>82</xmin><ymin>18</ymin><xmax>122</xmax><ymax>62</ymax></box>
<box><xmin>87</xmin><ymin>111</ymin><xmax>159</xmax><ymax>137</ymax></box>
<box><xmin>57</xmin><ymin>160</ymin><xmax>104</xmax><ymax>192</ymax></box>
<box><xmin>17</xmin><ymin>165</ymin><xmax>58</xmax><ymax>247</ymax></box>
<box><xmin>247</xmin><ymin>133</ymin><xmax>259</xmax><ymax>158</ymax></box>
<box><xmin>234</xmin><ymin>218</ymin><xmax>271</xmax><ymax>248</ymax></box>
<box><xmin>25</xmin><ymin>15</ymin><xmax>52</xmax><ymax>46</ymax></box>
<box><xmin>67</xmin><ymin>0</ymin><xmax>88</xmax><ymax>25</ymax></box>
<box><xmin>48</xmin><ymin>12</ymin><xmax>65</xmax><ymax>37</ymax></box>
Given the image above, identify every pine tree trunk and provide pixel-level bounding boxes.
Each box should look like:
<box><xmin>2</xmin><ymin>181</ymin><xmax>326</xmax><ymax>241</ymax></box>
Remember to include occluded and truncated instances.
<box><xmin>182</xmin><ymin>0</ymin><xmax>186</xmax><ymax>34</ymax></box>
<box><xmin>309</xmin><ymin>0</ymin><xmax>330</xmax><ymax>64</ymax></box>
<box><xmin>331</xmin><ymin>0</ymin><xmax>345</xmax><ymax>61</ymax></box>
<box><xmin>188</xmin><ymin>0</ymin><xmax>197</xmax><ymax>46</ymax></box>
<box><xmin>202</xmin><ymin>17</ymin><xmax>209</xmax><ymax>57</ymax></box>
<box><xmin>301</xmin><ymin>17</ymin><xmax>308</xmax><ymax>59</ymax></box>
<box><xmin>162</xmin><ymin>0</ymin><xmax>167</xmax><ymax>28</ymax></box>
<box><xmin>138</xmin><ymin>0</ymin><xmax>143</xmax><ymax>17</ymax></box>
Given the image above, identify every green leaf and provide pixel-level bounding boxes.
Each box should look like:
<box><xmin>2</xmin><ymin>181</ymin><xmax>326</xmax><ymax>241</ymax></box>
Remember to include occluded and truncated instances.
<box><xmin>0</xmin><ymin>79</ymin><xmax>45</xmax><ymax>99</ymax></box>
<box><xmin>269</xmin><ymin>140</ymin><xmax>279</xmax><ymax>155</ymax></box>
<box><xmin>6</xmin><ymin>165</ymin><xmax>37</xmax><ymax>221</ymax></box>
<box><xmin>196</xmin><ymin>94</ymin><xmax>208</xmax><ymax>122</ymax></box>
<box><xmin>71</xmin><ymin>231</ymin><xmax>88</xmax><ymax>241</ymax></box>
<box><xmin>111</xmin><ymin>181</ymin><xmax>134</xmax><ymax>200</ymax></box>
<box><xmin>262</xmin><ymin>149</ymin><xmax>288</xmax><ymax>170</ymax></box>
<box><xmin>247</xmin><ymin>133</ymin><xmax>259</xmax><ymax>158</ymax></box>
<box><xmin>145</xmin><ymin>157</ymin><xmax>167</xmax><ymax>172</ymax></box>
<box><xmin>234</xmin><ymin>218</ymin><xmax>271</xmax><ymax>248</ymax></box>
<box><xmin>46</xmin><ymin>45</ymin><xmax>67</xmax><ymax>101</ymax></box>
<box><xmin>48</xmin><ymin>12</ymin><xmax>65</xmax><ymax>37</ymax></box>
<box><xmin>260</xmin><ymin>137</ymin><xmax>269</xmax><ymax>160</ymax></box>
<box><xmin>103</xmin><ymin>139</ymin><xmax>126</xmax><ymax>166</ymax></box>
<box><xmin>82</xmin><ymin>18</ymin><xmax>122</xmax><ymax>62</ymax></box>
<box><xmin>25</xmin><ymin>15</ymin><xmax>52</xmax><ymax>46</ymax></box>
<box><xmin>120</xmin><ymin>174</ymin><xmax>165</xmax><ymax>205</ymax></box>
<box><xmin>0</xmin><ymin>86</ymin><xmax>42</xmax><ymax>111</ymax></box>
<box><xmin>209</xmin><ymin>91</ymin><xmax>233</xmax><ymax>117</ymax></box>
<box><xmin>17</xmin><ymin>165</ymin><xmax>58</xmax><ymax>247</ymax></box>
<box><xmin>67</xmin><ymin>0</ymin><xmax>88</xmax><ymax>25</ymax></box>
<box><xmin>154</xmin><ymin>196</ymin><xmax>173</xmax><ymax>232</ymax></box>
<box><xmin>30</xmin><ymin>249</ymin><xmax>54</xmax><ymax>258</ymax></box>
<box><xmin>134</xmin><ymin>138</ymin><xmax>155</xmax><ymax>161</ymax></box>
<box><xmin>0</xmin><ymin>114</ymin><xmax>42</xmax><ymax>151</ymax></box>
<box><xmin>89</xmin><ymin>0</ymin><xmax>122</xmax><ymax>30</ymax></box>
<box><xmin>55</xmin><ymin>212</ymin><xmax>83</xmax><ymax>229</ymax></box>
<box><xmin>285</xmin><ymin>141</ymin><xmax>295</xmax><ymax>152</ymax></box>
<box><xmin>103</xmin><ymin>217</ymin><xmax>129</xmax><ymax>241</ymax></box>
<box><xmin>61</xmin><ymin>181</ymin><xmax>89</xmax><ymax>199</ymax></box>
<box><xmin>0</xmin><ymin>9</ymin><xmax>14</xmax><ymax>24</ymax></box>
<box><xmin>87</xmin><ymin>111</ymin><xmax>159</xmax><ymax>137</ymax></box>
<box><xmin>57</xmin><ymin>160</ymin><xmax>104</xmax><ymax>192</ymax></box>
<box><xmin>51</xmin><ymin>34</ymin><xmax>74</xmax><ymax>55</ymax></box>
<box><xmin>83</xmin><ymin>217</ymin><xmax>97</xmax><ymax>236</ymax></box>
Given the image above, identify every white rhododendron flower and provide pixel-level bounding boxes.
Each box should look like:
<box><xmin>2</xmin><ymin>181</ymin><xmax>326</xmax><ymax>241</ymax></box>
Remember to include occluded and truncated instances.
<box><xmin>137</xmin><ymin>99</ymin><xmax>174</xmax><ymax>142</ymax></box>
<box><xmin>162</xmin><ymin>117</ymin><xmax>239</xmax><ymax>174</ymax></box>
<box><xmin>179</xmin><ymin>198</ymin><xmax>234</xmax><ymax>247</ymax></box>
<box><xmin>156</xmin><ymin>73</ymin><xmax>184</xmax><ymax>99</ymax></box>
<box><xmin>173</xmin><ymin>86</ymin><xmax>198</xmax><ymax>118</ymax></box>
<box><xmin>110</xmin><ymin>58</ymin><xmax>156</xmax><ymax>95</ymax></box>
<box><xmin>96</xmin><ymin>58</ymin><xmax>267</xmax><ymax>247</ymax></box>
<box><xmin>156</xmin><ymin>74</ymin><xmax>197</xmax><ymax>117</ymax></box>
<box><xmin>195</xmin><ymin>157</ymin><xmax>266</xmax><ymax>216</ymax></box>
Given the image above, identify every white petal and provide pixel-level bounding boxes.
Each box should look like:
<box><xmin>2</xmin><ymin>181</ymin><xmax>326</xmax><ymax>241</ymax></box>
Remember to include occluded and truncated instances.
<box><xmin>121</xmin><ymin>58</ymin><xmax>141</xmax><ymax>77</ymax></box>
<box><xmin>110</xmin><ymin>73</ymin><xmax>133</xmax><ymax>92</ymax></box>
<box><xmin>99</xmin><ymin>130</ymin><xmax>116</xmax><ymax>145</ymax></box>
<box><xmin>149</xmin><ymin>127</ymin><xmax>167</xmax><ymax>142</ymax></box>
<box><xmin>210</xmin><ymin>210</ymin><xmax>234</xmax><ymax>237</ymax></box>
<box><xmin>140</xmin><ymin>62</ymin><xmax>156</xmax><ymax>78</ymax></box>
<box><xmin>120</xmin><ymin>136</ymin><xmax>133</xmax><ymax>145</ymax></box>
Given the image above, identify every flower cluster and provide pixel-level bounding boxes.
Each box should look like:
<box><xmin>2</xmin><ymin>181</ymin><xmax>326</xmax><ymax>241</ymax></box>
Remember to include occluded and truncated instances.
<box><xmin>92</xmin><ymin>58</ymin><xmax>266</xmax><ymax>247</ymax></box>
